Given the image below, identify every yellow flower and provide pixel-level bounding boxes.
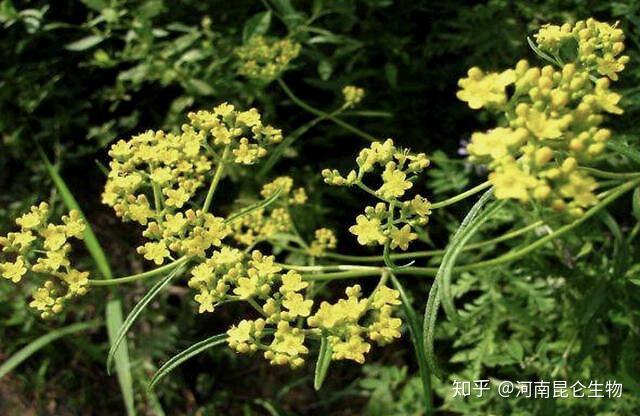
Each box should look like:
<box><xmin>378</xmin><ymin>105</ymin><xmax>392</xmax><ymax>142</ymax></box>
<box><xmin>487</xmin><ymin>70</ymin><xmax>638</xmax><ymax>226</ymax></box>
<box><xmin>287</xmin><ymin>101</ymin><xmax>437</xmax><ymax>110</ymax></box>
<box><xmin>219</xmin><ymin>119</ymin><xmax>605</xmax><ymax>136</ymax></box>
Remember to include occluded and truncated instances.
<box><xmin>1</xmin><ymin>256</ymin><xmax>27</xmax><ymax>283</ymax></box>
<box><xmin>227</xmin><ymin>319</ymin><xmax>258</xmax><ymax>353</ymax></box>
<box><xmin>371</xmin><ymin>286</ymin><xmax>401</xmax><ymax>309</ymax></box>
<box><xmin>138</xmin><ymin>241</ymin><xmax>169</xmax><ymax>265</ymax></box>
<box><xmin>468</xmin><ymin>128</ymin><xmax>528</xmax><ymax>160</ymax></box>
<box><xmin>389</xmin><ymin>224</ymin><xmax>417</xmax><ymax>251</ymax></box>
<box><xmin>41</xmin><ymin>224</ymin><xmax>67</xmax><ymax>251</ymax></box>
<box><xmin>16</xmin><ymin>203</ymin><xmax>49</xmax><ymax>230</ymax></box>
<box><xmin>368</xmin><ymin>306</ymin><xmax>402</xmax><ymax>345</ymax></box>
<box><xmin>342</xmin><ymin>85</ymin><xmax>365</xmax><ymax>108</ymax></box>
<box><xmin>349</xmin><ymin>215</ymin><xmax>386</xmax><ymax>246</ymax></box>
<box><xmin>525</xmin><ymin>109</ymin><xmax>564</xmax><ymax>139</ymax></box>
<box><xmin>265</xmin><ymin>321</ymin><xmax>308</xmax><ymax>368</ymax></box>
<box><xmin>6</xmin><ymin>231</ymin><xmax>36</xmax><ymax>252</ymax></box>
<box><xmin>280</xmin><ymin>270</ymin><xmax>308</xmax><ymax>294</ymax></box>
<box><xmin>234</xmin><ymin>276</ymin><xmax>259</xmax><ymax>299</ymax></box>
<box><xmin>282</xmin><ymin>292</ymin><xmax>313</xmax><ymax>318</ymax></box>
<box><xmin>330</xmin><ymin>333</ymin><xmax>371</xmax><ymax>364</ymax></box>
<box><xmin>457</xmin><ymin>67</ymin><xmax>515</xmax><ymax>109</ymax></box>
<box><xmin>61</xmin><ymin>210</ymin><xmax>85</xmax><ymax>239</ymax></box>
<box><xmin>489</xmin><ymin>164</ymin><xmax>538</xmax><ymax>202</ymax></box>
<box><xmin>560</xmin><ymin>172</ymin><xmax>598</xmax><ymax>207</ymax></box>
<box><xmin>377</xmin><ymin>163</ymin><xmax>412</xmax><ymax>200</ymax></box>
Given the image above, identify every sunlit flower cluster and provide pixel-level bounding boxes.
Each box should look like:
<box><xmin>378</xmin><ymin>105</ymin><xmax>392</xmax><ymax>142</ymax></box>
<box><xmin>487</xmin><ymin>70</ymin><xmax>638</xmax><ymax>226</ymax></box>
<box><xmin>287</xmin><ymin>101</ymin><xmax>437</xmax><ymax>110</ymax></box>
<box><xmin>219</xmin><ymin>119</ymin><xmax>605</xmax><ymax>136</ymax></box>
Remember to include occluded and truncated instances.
<box><xmin>0</xmin><ymin>203</ymin><xmax>89</xmax><ymax>318</ymax></box>
<box><xmin>323</xmin><ymin>139</ymin><xmax>431</xmax><ymax>250</ymax></box>
<box><xmin>236</xmin><ymin>36</ymin><xmax>301</xmax><ymax>82</ymax></box>
<box><xmin>218</xmin><ymin>252</ymin><xmax>402</xmax><ymax>367</ymax></box>
<box><xmin>458</xmin><ymin>19</ymin><xmax>626</xmax><ymax>216</ymax></box>
<box><xmin>535</xmin><ymin>18</ymin><xmax>629</xmax><ymax>80</ymax></box>
<box><xmin>103</xmin><ymin>104</ymin><xmax>282</xmax><ymax>262</ymax></box>
<box><xmin>342</xmin><ymin>85</ymin><xmax>365</xmax><ymax>108</ymax></box>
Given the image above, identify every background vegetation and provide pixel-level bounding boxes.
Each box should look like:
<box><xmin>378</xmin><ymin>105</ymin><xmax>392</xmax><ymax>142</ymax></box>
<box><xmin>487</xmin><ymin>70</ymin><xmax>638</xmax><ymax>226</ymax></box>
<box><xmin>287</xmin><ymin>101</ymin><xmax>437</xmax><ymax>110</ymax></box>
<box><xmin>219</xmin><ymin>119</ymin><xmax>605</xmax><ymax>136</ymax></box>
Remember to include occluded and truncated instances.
<box><xmin>1</xmin><ymin>0</ymin><xmax>640</xmax><ymax>414</ymax></box>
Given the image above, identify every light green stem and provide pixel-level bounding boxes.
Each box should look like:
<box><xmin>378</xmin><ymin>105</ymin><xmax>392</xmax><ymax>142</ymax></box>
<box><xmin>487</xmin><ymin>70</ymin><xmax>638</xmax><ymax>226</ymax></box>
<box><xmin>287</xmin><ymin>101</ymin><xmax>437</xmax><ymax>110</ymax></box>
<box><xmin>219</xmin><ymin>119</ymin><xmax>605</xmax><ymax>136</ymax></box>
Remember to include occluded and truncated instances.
<box><xmin>203</xmin><ymin>145</ymin><xmax>230</xmax><ymax>212</ymax></box>
<box><xmin>579</xmin><ymin>167</ymin><xmax>640</xmax><ymax>180</ymax></box>
<box><xmin>300</xmin><ymin>179</ymin><xmax>638</xmax><ymax>281</ymax></box>
<box><xmin>430</xmin><ymin>181</ymin><xmax>492</xmax><ymax>209</ymax></box>
<box><xmin>88</xmin><ymin>257</ymin><xmax>189</xmax><ymax>286</ymax></box>
<box><xmin>277</xmin><ymin>78</ymin><xmax>376</xmax><ymax>142</ymax></box>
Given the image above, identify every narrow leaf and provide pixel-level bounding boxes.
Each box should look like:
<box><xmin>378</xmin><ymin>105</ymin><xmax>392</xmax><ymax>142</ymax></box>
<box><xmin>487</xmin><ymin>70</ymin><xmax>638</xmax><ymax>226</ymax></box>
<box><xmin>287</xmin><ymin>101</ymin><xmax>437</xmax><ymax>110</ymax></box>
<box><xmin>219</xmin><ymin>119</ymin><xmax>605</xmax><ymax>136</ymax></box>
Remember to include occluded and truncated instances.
<box><xmin>65</xmin><ymin>34</ymin><xmax>105</xmax><ymax>51</ymax></box>
<box><xmin>225</xmin><ymin>188</ymin><xmax>283</xmax><ymax>224</ymax></box>
<box><xmin>38</xmin><ymin>148</ymin><xmax>135</xmax><ymax>415</ymax></box>
<box><xmin>314</xmin><ymin>335</ymin><xmax>333</xmax><ymax>390</ymax></box>
<box><xmin>243</xmin><ymin>11</ymin><xmax>271</xmax><ymax>42</ymax></box>
<box><xmin>423</xmin><ymin>188</ymin><xmax>494</xmax><ymax>377</ymax></box>
<box><xmin>107</xmin><ymin>264</ymin><xmax>186</xmax><ymax>373</ymax></box>
<box><xmin>148</xmin><ymin>333</ymin><xmax>228</xmax><ymax>390</ymax></box>
<box><xmin>0</xmin><ymin>321</ymin><xmax>101</xmax><ymax>379</ymax></box>
<box><xmin>390</xmin><ymin>274</ymin><xmax>433</xmax><ymax>415</ymax></box>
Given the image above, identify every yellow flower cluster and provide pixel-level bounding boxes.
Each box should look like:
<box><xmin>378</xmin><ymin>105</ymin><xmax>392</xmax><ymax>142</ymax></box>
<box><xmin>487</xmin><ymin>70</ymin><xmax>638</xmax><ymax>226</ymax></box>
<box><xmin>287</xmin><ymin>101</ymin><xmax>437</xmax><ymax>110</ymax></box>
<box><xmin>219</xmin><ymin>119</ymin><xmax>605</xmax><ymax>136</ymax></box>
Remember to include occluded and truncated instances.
<box><xmin>0</xmin><ymin>203</ymin><xmax>89</xmax><ymax>318</ymax></box>
<box><xmin>535</xmin><ymin>19</ymin><xmax>629</xmax><ymax>80</ymax></box>
<box><xmin>103</xmin><ymin>104</ymin><xmax>282</xmax><ymax>264</ymax></box>
<box><xmin>139</xmin><ymin>209</ymin><xmax>230</xmax><ymax>264</ymax></box>
<box><xmin>323</xmin><ymin>139</ymin><xmax>431</xmax><ymax>250</ymax></box>
<box><xmin>307</xmin><ymin>284</ymin><xmax>402</xmax><ymax>363</ymax></box>
<box><xmin>218</xmin><ymin>252</ymin><xmax>402</xmax><ymax>367</ymax></box>
<box><xmin>229</xmin><ymin>176</ymin><xmax>307</xmax><ymax>247</ymax></box>
<box><xmin>459</xmin><ymin>20</ymin><xmax>626</xmax><ymax>216</ymax></box>
<box><xmin>342</xmin><ymin>85</ymin><xmax>365</xmax><ymax>108</ymax></box>
<box><xmin>236</xmin><ymin>36</ymin><xmax>301</xmax><ymax>82</ymax></box>
<box><xmin>308</xmin><ymin>228</ymin><xmax>337</xmax><ymax>256</ymax></box>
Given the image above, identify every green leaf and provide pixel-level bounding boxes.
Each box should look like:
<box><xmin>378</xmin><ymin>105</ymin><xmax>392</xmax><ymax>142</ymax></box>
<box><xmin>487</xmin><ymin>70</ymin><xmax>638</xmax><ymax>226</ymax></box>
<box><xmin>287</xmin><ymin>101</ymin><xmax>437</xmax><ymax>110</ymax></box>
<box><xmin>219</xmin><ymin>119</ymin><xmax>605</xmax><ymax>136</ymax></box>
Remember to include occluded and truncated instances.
<box><xmin>225</xmin><ymin>188</ymin><xmax>283</xmax><ymax>224</ymax></box>
<box><xmin>384</xmin><ymin>63</ymin><xmax>398</xmax><ymax>88</ymax></box>
<box><xmin>107</xmin><ymin>300</ymin><xmax>136</xmax><ymax>416</ymax></box>
<box><xmin>80</xmin><ymin>0</ymin><xmax>109</xmax><ymax>11</ymax></box>
<box><xmin>107</xmin><ymin>264</ymin><xmax>186</xmax><ymax>374</ymax></box>
<box><xmin>506</xmin><ymin>340</ymin><xmax>524</xmax><ymax>362</ymax></box>
<box><xmin>243</xmin><ymin>11</ymin><xmax>271</xmax><ymax>42</ymax></box>
<box><xmin>440</xmin><ymin>198</ymin><xmax>505</xmax><ymax>326</ymax></box>
<box><xmin>423</xmin><ymin>188</ymin><xmax>496</xmax><ymax>377</ymax></box>
<box><xmin>65</xmin><ymin>34</ymin><xmax>105</xmax><ymax>51</ymax></box>
<box><xmin>0</xmin><ymin>321</ymin><xmax>101</xmax><ymax>379</ymax></box>
<box><xmin>314</xmin><ymin>335</ymin><xmax>333</xmax><ymax>390</ymax></box>
<box><xmin>318</xmin><ymin>60</ymin><xmax>333</xmax><ymax>81</ymax></box>
<box><xmin>185</xmin><ymin>78</ymin><xmax>215</xmax><ymax>96</ymax></box>
<box><xmin>526</xmin><ymin>36</ymin><xmax>560</xmax><ymax>66</ymax></box>
<box><xmin>390</xmin><ymin>274</ymin><xmax>433</xmax><ymax>415</ymax></box>
<box><xmin>149</xmin><ymin>333</ymin><xmax>227</xmax><ymax>390</ymax></box>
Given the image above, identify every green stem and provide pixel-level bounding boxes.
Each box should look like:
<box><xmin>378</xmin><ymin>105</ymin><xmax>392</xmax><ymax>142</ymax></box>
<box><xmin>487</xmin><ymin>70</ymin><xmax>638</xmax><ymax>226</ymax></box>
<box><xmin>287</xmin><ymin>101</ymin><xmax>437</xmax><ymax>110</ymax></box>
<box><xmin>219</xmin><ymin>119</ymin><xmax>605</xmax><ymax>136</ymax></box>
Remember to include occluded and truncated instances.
<box><xmin>203</xmin><ymin>145</ymin><xmax>230</xmax><ymax>212</ymax></box>
<box><xmin>277</xmin><ymin>78</ymin><xmax>376</xmax><ymax>142</ymax></box>
<box><xmin>430</xmin><ymin>181</ymin><xmax>492</xmax><ymax>209</ymax></box>
<box><xmin>453</xmin><ymin>178</ymin><xmax>640</xmax><ymax>272</ymax></box>
<box><xmin>579</xmin><ymin>167</ymin><xmax>640</xmax><ymax>180</ymax></box>
<box><xmin>88</xmin><ymin>257</ymin><xmax>189</xmax><ymax>286</ymax></box>
<box><xmin>300</xmin><ymin>220</ymin><xmax>545</xmax><ymax>263</ymax></box>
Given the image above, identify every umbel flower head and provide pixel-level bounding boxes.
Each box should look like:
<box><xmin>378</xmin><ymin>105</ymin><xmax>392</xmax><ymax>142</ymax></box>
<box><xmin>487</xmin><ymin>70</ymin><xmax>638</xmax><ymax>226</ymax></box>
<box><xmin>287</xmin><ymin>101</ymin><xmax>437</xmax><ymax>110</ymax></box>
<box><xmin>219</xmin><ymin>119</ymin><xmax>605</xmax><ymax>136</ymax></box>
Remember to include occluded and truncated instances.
<box><xmin>342</xmin><ymin>85</ymin><xmax>365</xmax><ymax>108</ymax></box>
<box><xmin>235</xmin><ymin>35</ymin><xmax>301</xmax><ymax>83</ymax></box>
<box><xmin>202</xmin><ymin>248</ymin><xmax>403</xmax><ymax>368</ymax></box>
<box><xmin>323</xmin><ymin>139</ymin><xmax>431</xmax><ymax>251</ymax></box>
<box><xmin>534</xmin><ymin>18</ymin><xmax>629</xmax><ymax>80</ymax></box>
<box><xmin>0</xmin><ymin>203</ymin><xmax>90</xmax><ymax>318</ymax></box>
<box><xmin>103</xmin><ymin>103</ymin><xmax>282</xmax><ymax>264</ymax></box>
<box><xmin>458</xmin><ymin>19</ymin><xmax>626</xmax><ymax>217</ymax></box>
<box><xmin>229</xmin><ymin>176</ymin><xmax>308</xmax><ymax>247</ymax></box>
